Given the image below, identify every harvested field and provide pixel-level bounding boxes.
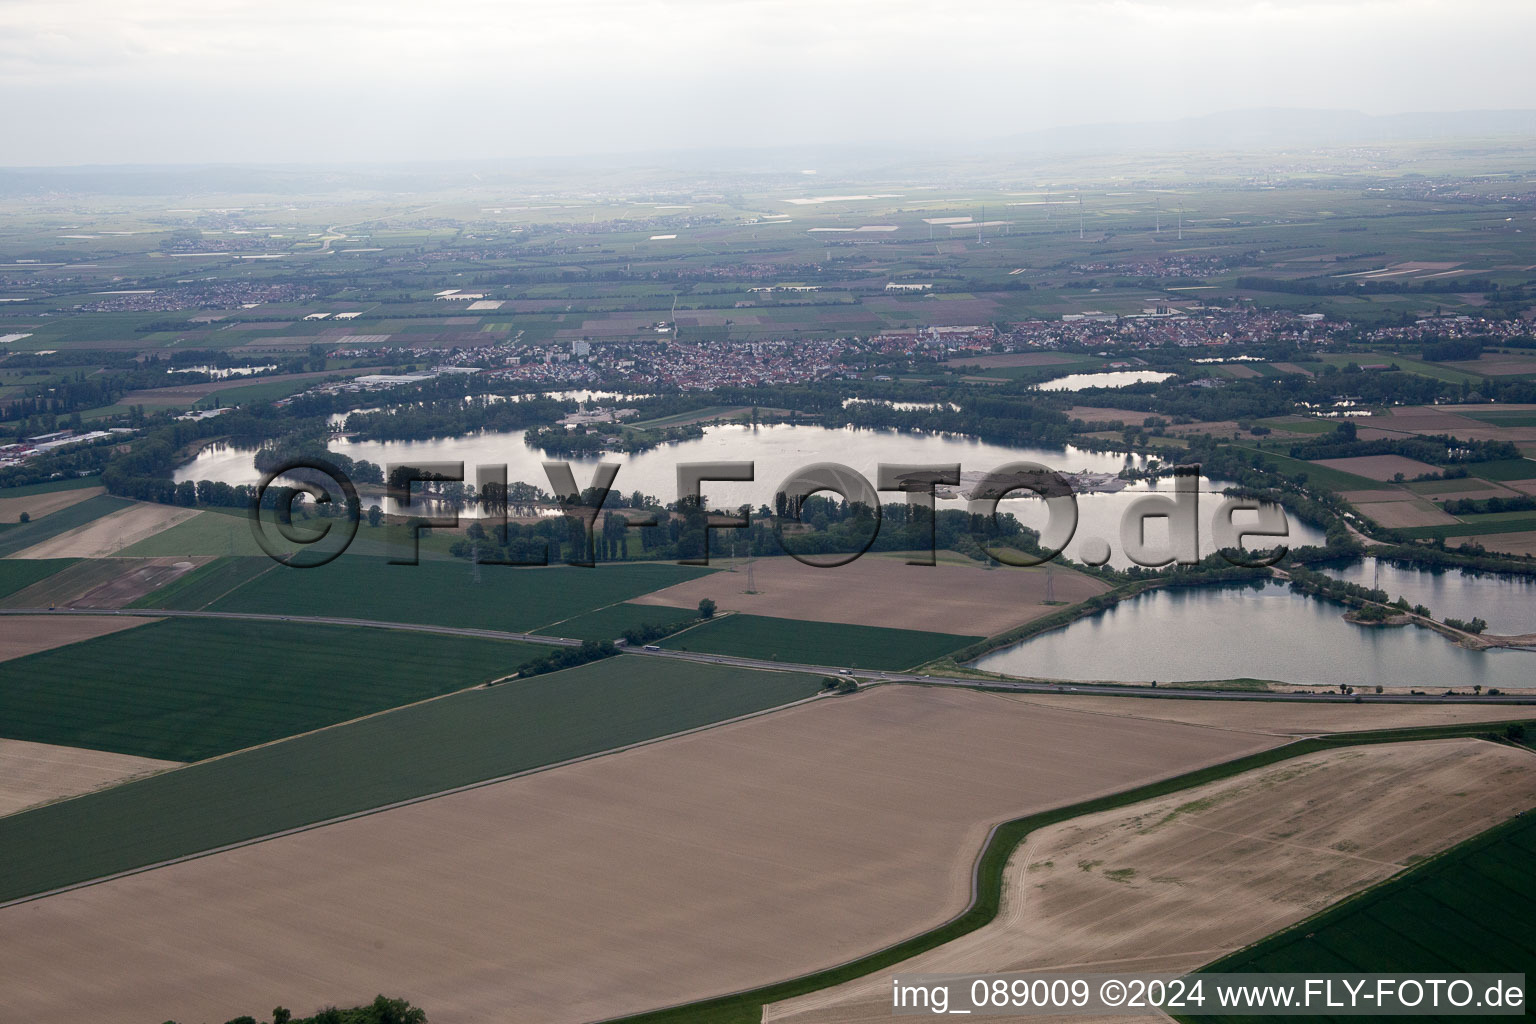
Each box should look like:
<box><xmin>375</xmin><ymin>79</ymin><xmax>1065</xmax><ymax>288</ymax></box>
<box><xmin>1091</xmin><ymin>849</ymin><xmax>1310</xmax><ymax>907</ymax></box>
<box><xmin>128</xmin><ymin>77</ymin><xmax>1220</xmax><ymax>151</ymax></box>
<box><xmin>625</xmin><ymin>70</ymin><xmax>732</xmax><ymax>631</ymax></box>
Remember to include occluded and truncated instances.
<box><xmin>1473</xmin><ymin>530</ymin><xmax>1536</xmax><ymax>557</ymax></box>
<box><xmin>0</xmin><ymin>686</ymin><xmax>1276</xmax><ymax>1024</ymax></box>
<box><xmin>1353</xmin><ymin>499</ymin><xmax>1458</xmax><ymax>528</ymax></box>
<box><xmin>766</xmin><ymin>739</ymin><xmax>1536</xmax><ymax>1023</ymax></box>
<box><xmin>982</xmin><ymin>692</ymin><xmax>1536</xmax><ymax>735</ymax></box>
<box><xmin>0</xmin><ymin>486</ymin><xmax>104</xmax><ymax>524</ymax></box>
<box><xmin>947</xmin><ymin>352</ymin><xmax>1085</xmax><ymax>369</ymax></box>
<box><xmin>1311</xmin><ymin>455</ymin><xmax>1444</xmax><ymax>482</ymax></box>
<box><xmin>1269</xmin><ymin>361</ymin><xmax>1314</xmax><ymax>376</ymax></box>
<box><xmin>1066</xmin><ymin>405</ymin><xmax>1153</xmax><ymax>424</ymax></box>
<box><xmin>1444</xmin><ymin>353</ymin><xmax>1536</xmax><ymax>376</ymax></box>
<box><xmin>631</xmin><ymin>556</ymin><xmax>1109</xmax><ymax>635</ymax></box>
<box><xmin>0</xmin><ymin>614</ymin><xmax>156</xmax><ymax>663</ymax></box>
<box><xmin>0</xmin><ymin>740</ymin><xmax>177</xmax><ymax>818</ymax></box>
<box><xmin>7</xmin><ymin>504</ymin><xmax>201</xmax><ymax>559</ymax></box>
<box><xmin>1217</xmin><ymin>362</ymin><xmax>1261</xmax><ymax>378</ymax></box>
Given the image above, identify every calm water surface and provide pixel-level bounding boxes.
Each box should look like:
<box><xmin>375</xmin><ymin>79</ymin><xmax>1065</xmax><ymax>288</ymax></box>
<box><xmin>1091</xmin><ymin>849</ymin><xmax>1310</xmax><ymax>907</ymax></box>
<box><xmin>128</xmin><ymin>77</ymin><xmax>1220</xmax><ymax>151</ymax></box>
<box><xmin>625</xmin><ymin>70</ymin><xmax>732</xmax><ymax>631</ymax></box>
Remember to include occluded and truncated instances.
<box><xmin>1320</xmin><ymin>557</ymin><xmax>1536</xmax><ymax>636</ymax></box>
<box><xmin>975</xmin><ymin>580</ymin><xmax>1536</xmax><ymax>689</ymax></box>
<box><xmin>175</xmin><ymin>423</ymin><xmax>1323</xmax><ymax>566</ymax></box>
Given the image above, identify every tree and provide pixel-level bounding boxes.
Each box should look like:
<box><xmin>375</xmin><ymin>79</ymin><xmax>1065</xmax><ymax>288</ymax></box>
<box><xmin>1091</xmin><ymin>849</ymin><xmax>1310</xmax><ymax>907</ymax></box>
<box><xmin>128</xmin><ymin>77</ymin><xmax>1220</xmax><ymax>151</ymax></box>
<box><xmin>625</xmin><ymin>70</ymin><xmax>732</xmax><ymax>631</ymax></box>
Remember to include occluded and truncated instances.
<box><xmin>698</xmin><ymin>597</ymin><xmax>717</xmax><ymax>619</ymax></box>
<box><xmin>17</xmin><ymin>511</ymin><xmax>28</xmax><ymax>523</ymax></box>
<box><xmin>367</xmin><ymin>504</ymin><xmax>383</xmax><ymax>528</ymax></box>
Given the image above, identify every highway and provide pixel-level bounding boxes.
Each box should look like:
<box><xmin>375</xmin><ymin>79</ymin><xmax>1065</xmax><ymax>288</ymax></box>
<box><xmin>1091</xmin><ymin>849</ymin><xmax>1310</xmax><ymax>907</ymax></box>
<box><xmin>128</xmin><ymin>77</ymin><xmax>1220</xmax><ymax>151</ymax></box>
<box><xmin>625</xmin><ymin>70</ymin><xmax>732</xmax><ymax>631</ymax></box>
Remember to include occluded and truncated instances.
<box><xmin>6</xmin><ymin>606</ymin><xmax>1534</xmax><ymax>706</ymax></box>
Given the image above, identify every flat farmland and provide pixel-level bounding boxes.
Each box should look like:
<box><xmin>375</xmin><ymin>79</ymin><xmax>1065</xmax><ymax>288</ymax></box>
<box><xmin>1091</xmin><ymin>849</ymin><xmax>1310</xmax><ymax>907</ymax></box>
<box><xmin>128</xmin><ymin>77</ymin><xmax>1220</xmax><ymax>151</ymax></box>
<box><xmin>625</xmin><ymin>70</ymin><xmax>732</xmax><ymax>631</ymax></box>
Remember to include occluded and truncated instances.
<box><xmin>1473</xmin><ymin>530</ymin><xmax>1536</xmax><ymax>556</ymax></box>
<box><xmin>7</xmin><ymin>501</ymin><xmax>200</xmax><ymax>558</ymax></box>
<box><xmin>766</xmin><ymin>739</ymin><xmax>1536</xmax><ymax>1023</ymax></box>
<box><xmin>0</xmin><ymin>559</ymin><xmax>74</xmax><ymax>599</ymax></box>
<box><xmin>1310</xmin><ymin>454</ymin><xmax>1444</xmax><ymax>482</ymax></box>
<box><xmin>0</xmin><ymin>494</ymin><xmax>131</xmax><ymax>558</ymax></box>
<box><xmin>1194</xmin><ymin>796</ymin><xmax>1536</xmax><ymax>1022</ymax></box>
<box><xmin>0</xmin><ymin>686</ymin><xmax>1277</xmax><ymax>1024</ymax></box>
<box><xmin>0</xmin><ymin>613</ymin><xmax>157</xmax><ymax>663</ymax></box>
<box><xmin>992</xmin><ymin>692</ymin><xmax>1536</xmax><ymax>735</ymax></box>
<box><xmin>942</xmin><ymin>352</ymin><xmax>1090</xmax><ymax>369</ymax></box>
<box><xmin>1</xmin><ymin>556</ymin><xmax>205</xmax><ymax>608</ymax></box>
<box><xmin>663</xmin><ymin>613</ymin><xmax>978</xmax><ymax>670</ymax></box>
<box><xmin>0</xmin><ymin>739</ymin><xmax>177</xmax><ymax>818</ymax></box>
<box><xmin>631</xmin><ymin>555</ymin><xmax>1108</xmax><ymax>635</ymax></box>
<box><xmin>208</xmin><ymin>557</ymin><xmax>716</xmax><ymax>633</ymax></box>
<box><xmin>0</xmin><ymin>657</ymin><xmax>822</xmax><ymax>904</ymax></box>
<box><xmin>0</xmin><ymin>618</ymin><xmax>539</xmax><ymax>761</ymax></box>
<box><xmin>0</xmin><ymin>485</ymin><xmax>104</xmax><ymax>523</ymax></box>
<box><xmin>1353</xmin><ymin>499</ymin><xmax>1458</xmax><ymax>528</ymax></box>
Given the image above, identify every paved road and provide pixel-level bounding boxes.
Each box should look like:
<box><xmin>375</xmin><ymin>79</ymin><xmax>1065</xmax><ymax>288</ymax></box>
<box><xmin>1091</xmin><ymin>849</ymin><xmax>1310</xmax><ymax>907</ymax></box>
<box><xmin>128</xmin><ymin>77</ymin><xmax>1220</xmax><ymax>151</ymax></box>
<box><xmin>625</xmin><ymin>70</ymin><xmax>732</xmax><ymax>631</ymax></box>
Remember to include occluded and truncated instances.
<box><xmin>6</xmin><ymin>606</ymin><xmax>1534</xmax><ymax>706</ymax></box>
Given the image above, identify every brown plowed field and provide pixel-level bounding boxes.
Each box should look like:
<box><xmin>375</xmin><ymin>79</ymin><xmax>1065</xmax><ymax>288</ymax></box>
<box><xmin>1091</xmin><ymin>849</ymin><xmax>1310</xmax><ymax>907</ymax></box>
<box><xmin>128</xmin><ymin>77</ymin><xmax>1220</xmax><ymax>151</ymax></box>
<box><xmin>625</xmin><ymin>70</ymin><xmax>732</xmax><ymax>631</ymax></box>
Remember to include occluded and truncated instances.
<box><xmin>0</xmin><ymin>686</ymin><xmax>1274</xmax><ymax>1024</ymax></box>
<box><xmin>0</xmin><ymin>740</ymin><xmax>179</xmax><ymax>817</ymax></box>
<box><xmin>631</xmin><ymin>555</ymin><xmax>1109</xmax><ymax>635</ymax></box>
<box><xmin>767</xmin><ymin>738</ymin><xmax>1536</xmax><ymax>1022</ymax></box>
<box><xmin>0</xmin><ymin>613</ymin><xmax>157</xmax><ymax>663</ymax></box>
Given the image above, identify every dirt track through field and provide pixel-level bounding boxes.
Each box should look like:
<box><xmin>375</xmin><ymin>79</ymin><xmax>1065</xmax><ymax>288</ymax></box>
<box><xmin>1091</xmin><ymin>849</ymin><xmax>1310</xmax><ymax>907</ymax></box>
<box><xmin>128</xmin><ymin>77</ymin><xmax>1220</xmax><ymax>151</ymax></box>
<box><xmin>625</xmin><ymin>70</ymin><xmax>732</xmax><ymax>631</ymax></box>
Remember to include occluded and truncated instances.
<box><xmin>0</xmin><ymin>686</ymin><xmax>1275</xmax><ymax>1024</ymax></box>
<box><xmin>632</xmin><ymin>556</ymin><xmax>1108</xmax><ymax>634</ymax></box>
<box><xmin>0</xmin><ymin>614</ymin><xmax>156</xmax><ymax>662</ymax></box>
<box><xmin>0</xmin><ymin>740</ymin><xmax>179</xmax><ymax>818</ymax></box>
<box><xmin>767</xmin><ymin>738</ymin><xmax>1536</xmax><ymax>1022</ymax></box>
<box><xmin>7</xmin><ymin>504</ymin><xmax>201</xmax><ymax>559</ymax></box>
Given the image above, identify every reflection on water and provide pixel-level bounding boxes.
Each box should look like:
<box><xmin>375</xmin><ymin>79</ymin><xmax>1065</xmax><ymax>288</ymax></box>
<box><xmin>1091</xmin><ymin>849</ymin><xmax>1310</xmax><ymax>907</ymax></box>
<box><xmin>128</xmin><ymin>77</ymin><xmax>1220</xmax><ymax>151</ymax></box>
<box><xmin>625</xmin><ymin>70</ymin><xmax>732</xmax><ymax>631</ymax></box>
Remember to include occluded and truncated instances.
<box><xmin>1320</xmin><ymin>557</ymin><xmax>1536</xmax><ymax>636</ymax></box>
<box><xmin>174</xmin><ymin>423</ymin><xmax>1321</xmax><ymax>565</ymax></box>
<box><xmin>974</xmin><ymin>580</ymin><xmax>1536</xmax><ymax>689</ymax></box>
<box><xmin>1036</xmin><ymin>370</ymin><xmax>1174</xmax><ymax>392</ymax></box>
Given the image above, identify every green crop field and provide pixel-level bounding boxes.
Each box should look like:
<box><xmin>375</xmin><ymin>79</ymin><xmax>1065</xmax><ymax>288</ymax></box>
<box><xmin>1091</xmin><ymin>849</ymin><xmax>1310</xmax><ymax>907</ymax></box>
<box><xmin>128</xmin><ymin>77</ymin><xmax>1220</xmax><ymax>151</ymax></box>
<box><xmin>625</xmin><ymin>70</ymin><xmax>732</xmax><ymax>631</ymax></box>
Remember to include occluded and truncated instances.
<box><xmin>0</xmin><ymin>618</ymin><xmax>539</xmax><ymax>761</ymax></box>
<box><xmin>662</xmin><ymin>613</ymin><xmax>981</xmax><ymax>670</ymax></box>
<box><xmin>206</xmin><ymin>557</ymin><xmax>716</xmax><ymax>633</ymax></box>
<box><xmin>1397</xmin><ymin>515</ymin><xmax>1536</xmax><ymax>540</ymax></box>
<box><xmin>1459</xmin><ymin>457</ymin><xmax>1536</xmax><ymax>481</ymax></box>
<box><xmin>0</xmin><ymin>657</ymin><xmax>823</xmax><ymax>904</ymax></box>
<box><xmin>118</xmin><ymin>507</ymin><xmax>274</xmax><ymax>557</ymax></box>
<box><xmin>1317</xmin><ymin>352</ymin><xmax>1484</xmax><ymax>386</ymax></box>
<box><xmin>0</xmin><ymin>559</ymin><xmax>75</xmax><ymax>599</ymax></box>
<box><xmin>1228</xmin><ymin>444</ymin><xmax>1381</xmax><ymax>493</ymax></box>
<box><xmin>1188</xmin><ymin>809</ymin><xmax>1536</xmax><ymax>1023</ymax></box>
<box><xmin>0</xmin><ymin>561</ymin><xmax>74</xmax><ymax>601</ymax></box>
<box><xmin>0</xmin><ymin>475</ymin><xmax>103</xmax><ymax>498</ymax></box>
<box><xmin>537</xmin><ymin>600</ymin><xmax>699</xmax><ymax>641</ymax></box>
<box><xmin>0</xmin><ymin>493</ymin><xmax>131</xmax><ymax>557</ymax></box>
<box><xmin>1462</xmin><ymin>412</ymin><xmax>1536</xmax><ymax>428</ymax></box>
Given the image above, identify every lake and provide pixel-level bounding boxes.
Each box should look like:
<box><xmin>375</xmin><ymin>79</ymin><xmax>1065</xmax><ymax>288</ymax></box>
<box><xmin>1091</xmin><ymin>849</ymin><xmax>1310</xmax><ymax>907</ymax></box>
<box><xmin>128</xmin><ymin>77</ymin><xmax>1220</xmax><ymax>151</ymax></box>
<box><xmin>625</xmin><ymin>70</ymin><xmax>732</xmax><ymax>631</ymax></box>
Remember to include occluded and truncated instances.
<box><xmin>973</xmin><ymin>580</ymin><xmax>1536</xmax><ymax>689</ymax></box>
<box><xmin>1320</xmin><ymin>557</ymin><xmax>1536</xmax><ymax>636</ymax></box>
<box><xmin>1036</xmin><ymin>370</ymin><xmax>1174</xmax><ymax>392</ymax></box>
<box><xmin>175</xmin><ymin>423</ymin><xmax>1324</xmax><ymax>567</ymax></box>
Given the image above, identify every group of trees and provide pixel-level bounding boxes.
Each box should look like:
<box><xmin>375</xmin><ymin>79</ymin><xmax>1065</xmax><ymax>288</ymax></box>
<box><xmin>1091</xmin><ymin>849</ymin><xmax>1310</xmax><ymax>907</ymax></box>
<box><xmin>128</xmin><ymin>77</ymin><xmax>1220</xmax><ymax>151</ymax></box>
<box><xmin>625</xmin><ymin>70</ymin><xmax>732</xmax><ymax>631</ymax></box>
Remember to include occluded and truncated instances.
<box><xmin>163</xmin><ymin>994</ymin><xmax>426</xmax><ymax>1024</ymax></box>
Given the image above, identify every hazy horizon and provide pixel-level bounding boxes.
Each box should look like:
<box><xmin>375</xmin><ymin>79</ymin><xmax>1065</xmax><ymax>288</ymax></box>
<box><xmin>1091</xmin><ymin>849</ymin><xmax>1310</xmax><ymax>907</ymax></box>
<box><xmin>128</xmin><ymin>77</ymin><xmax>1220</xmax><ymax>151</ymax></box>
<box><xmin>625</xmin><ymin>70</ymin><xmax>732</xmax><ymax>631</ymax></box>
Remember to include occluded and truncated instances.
<box><xmin>3</xmin><ymin>0</ymin><xmax>1535</xmax><ymax>167</ymax></box>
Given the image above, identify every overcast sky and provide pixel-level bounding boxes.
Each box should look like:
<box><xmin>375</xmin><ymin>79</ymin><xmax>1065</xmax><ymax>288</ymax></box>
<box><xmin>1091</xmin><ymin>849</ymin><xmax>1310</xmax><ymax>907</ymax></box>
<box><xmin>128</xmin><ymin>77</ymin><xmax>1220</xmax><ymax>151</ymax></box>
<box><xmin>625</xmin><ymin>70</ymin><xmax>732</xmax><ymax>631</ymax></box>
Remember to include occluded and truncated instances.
<box><xmin>1</xmin><ymin>0</ymin><xmax>1532</xmax><ymax>166</ymax></box>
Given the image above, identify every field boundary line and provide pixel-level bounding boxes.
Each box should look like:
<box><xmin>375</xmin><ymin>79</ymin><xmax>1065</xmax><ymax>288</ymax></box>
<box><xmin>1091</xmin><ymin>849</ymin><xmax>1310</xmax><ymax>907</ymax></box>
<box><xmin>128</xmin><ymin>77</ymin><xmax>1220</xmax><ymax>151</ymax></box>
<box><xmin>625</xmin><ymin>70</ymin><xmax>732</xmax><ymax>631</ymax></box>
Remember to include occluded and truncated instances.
<box><xmin>597</xmin><ymin>727</ymin><xmax>1536</xmax><ymax>1024</ymax></box>
<box><xmin>0</xmin><ymin>690</ymin><xmax>831</xmax><ymax>913</ymax></box>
